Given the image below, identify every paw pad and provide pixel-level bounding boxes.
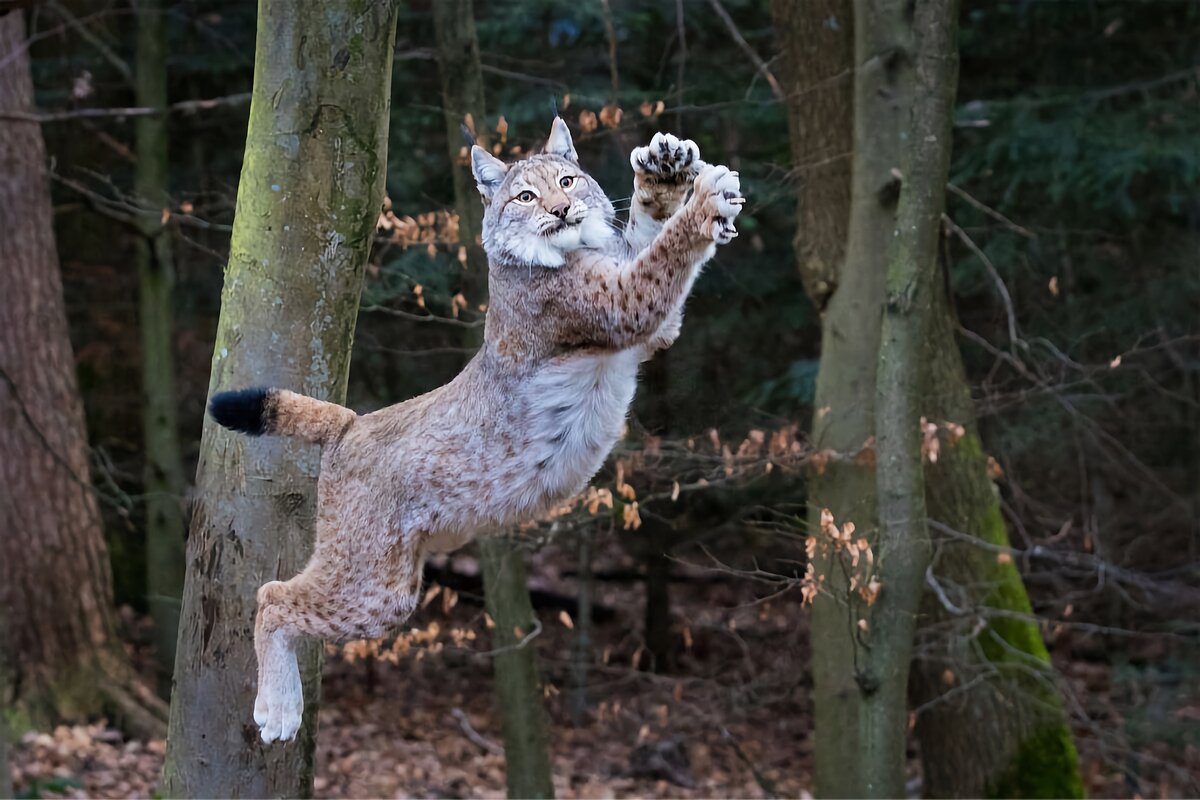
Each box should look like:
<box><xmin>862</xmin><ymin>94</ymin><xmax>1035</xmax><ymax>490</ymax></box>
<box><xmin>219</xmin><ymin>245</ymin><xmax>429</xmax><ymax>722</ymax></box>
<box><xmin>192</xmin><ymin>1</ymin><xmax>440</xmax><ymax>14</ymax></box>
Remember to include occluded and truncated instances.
<box><xmin>631</xmin><ymin>132</ymin><xmax>703</xmax><ymax>182</ymax></box>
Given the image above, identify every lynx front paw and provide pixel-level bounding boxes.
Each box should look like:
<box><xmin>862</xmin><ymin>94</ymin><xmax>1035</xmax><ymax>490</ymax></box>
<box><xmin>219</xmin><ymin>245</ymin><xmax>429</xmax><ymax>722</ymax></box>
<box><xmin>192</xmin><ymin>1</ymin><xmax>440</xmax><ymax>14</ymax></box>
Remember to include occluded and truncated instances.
<box><xmin>691</xmin><ymin>164</ymin><xmax>745</xmax><ymax>244</ymax></box>
<box><xmin>631</xmin><ymin>132</ymin><xmax>704</xmax><ymax>183</ymax></box>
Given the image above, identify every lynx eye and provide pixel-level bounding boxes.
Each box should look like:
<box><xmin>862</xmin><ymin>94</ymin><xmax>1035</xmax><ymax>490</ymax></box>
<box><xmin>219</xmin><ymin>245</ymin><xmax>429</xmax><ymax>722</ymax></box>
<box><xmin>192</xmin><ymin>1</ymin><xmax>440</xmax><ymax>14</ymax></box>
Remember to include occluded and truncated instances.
<box><xmin>559</xmin><ymin>176</ymin><xmax>576</xmax><ymax>189</ymax></box>
<box><xmin>515</xmin><ymin>190</ymin><xmax>536</xmax><ymax>203</ymax></box>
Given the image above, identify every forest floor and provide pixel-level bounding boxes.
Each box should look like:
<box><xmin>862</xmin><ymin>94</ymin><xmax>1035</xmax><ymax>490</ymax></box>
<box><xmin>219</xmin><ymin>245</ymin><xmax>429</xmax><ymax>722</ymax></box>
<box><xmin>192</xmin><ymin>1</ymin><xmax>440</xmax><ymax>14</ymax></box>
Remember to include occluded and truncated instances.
<box><xmin>9</xmin><ymin>536</ymin><xmax>1200</xmax><ymax>798</ymax></box>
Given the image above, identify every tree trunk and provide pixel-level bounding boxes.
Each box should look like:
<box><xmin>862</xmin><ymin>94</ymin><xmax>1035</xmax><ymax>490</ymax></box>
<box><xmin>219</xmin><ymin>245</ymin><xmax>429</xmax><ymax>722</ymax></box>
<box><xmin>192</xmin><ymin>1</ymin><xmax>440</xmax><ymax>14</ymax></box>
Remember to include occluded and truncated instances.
<box><xmin>913</xmin><ymin>264</ymin><xmax>1083</xmax><ymax>799</ymax></box>
<box><xmin>133</xmin><ymin>0</ymin><xmax>187</xmax><ymax>694</ymax></box>
<box><xmin>480</xmin><ymin>537</ymin><xmax>556</xmax><ymax>800</ymax></box>
<box><xmin>570</xmin><ymin>529</ymin><xmax>594</xmax><ymax>725</ymax></box>
<box><xmin>770</xmin><ymin>0</ymin><xmax>853</xmax><ymax>310</ymax></box>
<box><xmin>642</xmin><ymin>519</ymin><xmax>676</xmax><ymax>673</ymax></box>
<box><xmin>1</xmin><ymin>637</ymin><xmax>10</xmax><ymax>800</ymax></box>
<box><xmin>0</xmin><ymin>11</ymin><xmax>166</xmax><ymax>741</ymax></box>
<box><xmin>861</xmin><ymin>2</ymin><xmax>959</xmax><ymax>794</ymax></box>
<box><xmin>0</xmin><ymin>721</ymin><xmax>8</xmax><ymax>800</ymax></box>
<box><xmin>780</xmin><ymin>0</ymin><xmax>910</xmax><ymax>794</ymax></box>
<box><xmin>432</xmin><ymin>5</ymin><xmax>555</xmax><ymax>795</ymax></box>
<box><xmin>431</xmin><ymin>0</ymin><xmax>487</xmax><ymax>291</ymax></box>
<box><xmin>159</xmin><ymin>1</ymin><xmax>398</xmax><ymax>796</ymax></box>
<box><xmin>773</xmin><ymin>1</ymin><xmax>1081</xmax><ymax>796</ymax></box>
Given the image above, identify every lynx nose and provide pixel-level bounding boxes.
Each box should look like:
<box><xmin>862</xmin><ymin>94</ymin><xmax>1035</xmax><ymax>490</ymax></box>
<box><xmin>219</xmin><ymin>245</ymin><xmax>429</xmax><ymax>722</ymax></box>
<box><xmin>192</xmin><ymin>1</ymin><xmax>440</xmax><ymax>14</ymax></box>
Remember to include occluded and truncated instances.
<box><xmin>549</xmin><ymin>201</ymin><xmax>570</xmax><ymax>220</ymax></box>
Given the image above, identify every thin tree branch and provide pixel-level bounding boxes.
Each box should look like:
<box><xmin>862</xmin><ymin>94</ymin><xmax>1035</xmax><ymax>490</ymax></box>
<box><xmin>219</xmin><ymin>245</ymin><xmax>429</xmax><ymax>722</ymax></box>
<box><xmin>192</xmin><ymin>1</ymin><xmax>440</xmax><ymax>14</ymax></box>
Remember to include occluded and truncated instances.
<box><xmin>946</xmin><ymin>182</ymin><xmax>1035</xmax><ymax>238</ymax></box>
<box><xmin>0</xmin><ymin>91</ymin><xmax>251</xmax><ymax>123</ymax></box>
<box><xmin>706</xmin><ymin>0</ymin><xmax>784</xmax><ymax>101</ymax></box>
<box><xmin>46</xmin><ymin>0</ymin><xmax>132</xmax><ymax>86</ymax></box>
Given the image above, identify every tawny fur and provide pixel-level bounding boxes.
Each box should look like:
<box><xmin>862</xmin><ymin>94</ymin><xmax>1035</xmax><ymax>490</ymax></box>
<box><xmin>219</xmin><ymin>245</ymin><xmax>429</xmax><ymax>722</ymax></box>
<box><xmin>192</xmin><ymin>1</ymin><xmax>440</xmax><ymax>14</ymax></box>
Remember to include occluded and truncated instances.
<box><xmin>217</xmin><ymin>120</ymin><xmax>744</xmax><ymax>742</ymax></box>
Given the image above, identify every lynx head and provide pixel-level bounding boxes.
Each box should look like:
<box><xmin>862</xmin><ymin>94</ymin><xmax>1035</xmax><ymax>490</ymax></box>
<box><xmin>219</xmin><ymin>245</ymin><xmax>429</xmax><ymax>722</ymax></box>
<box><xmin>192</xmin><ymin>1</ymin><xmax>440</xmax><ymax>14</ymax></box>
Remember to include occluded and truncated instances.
<box><xmin>471</xmin><ymin>117</ymin><xmax>614</xmax><ymax>268</ymax></box>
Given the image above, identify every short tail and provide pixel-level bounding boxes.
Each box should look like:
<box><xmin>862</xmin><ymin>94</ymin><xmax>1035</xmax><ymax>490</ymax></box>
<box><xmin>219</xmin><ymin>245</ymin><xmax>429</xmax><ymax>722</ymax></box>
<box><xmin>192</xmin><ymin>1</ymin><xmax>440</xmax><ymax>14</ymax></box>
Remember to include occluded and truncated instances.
<box><xmin>208</xmin><ymin>388</ymin><xmax>356</xmax><ymax>445</ymax></box>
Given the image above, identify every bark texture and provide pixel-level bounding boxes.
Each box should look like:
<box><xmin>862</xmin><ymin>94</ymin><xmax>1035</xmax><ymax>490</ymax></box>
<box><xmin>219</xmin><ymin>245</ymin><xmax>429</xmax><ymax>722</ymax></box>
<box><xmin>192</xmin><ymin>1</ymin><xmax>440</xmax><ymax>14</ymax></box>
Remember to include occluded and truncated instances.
<box><xmin>480</xmin><ymin>537</ymin><xmax>556</xmax><ymax>800</ymax></box>
<box><xmin>1</xmin><ymin>640</ymin><xmax>10</xmax><ymax>800</ymax></box>
<box><xmin>0</xmin><ymin>12</ymin><xmax>165</xmax><ymax>740</ymax></box>
<box><xmin>862</xmin><ymin>1</ymin><xmax>959</xmax><ymax>793</ymax></box>
<box><xmin>433</xmin><ymin>6</ymin><xmax>555</xmax><ymax>794</ymax></box>
<box><xmin>134</xmin><ymin>0</ymin><xmax>188</xmax><ymax>690</ymax></box>
<box><xmin>798</xmin><ymin>1</ymin><xmax>911</xmax><ymax>794</ymax></box>
<box><xmin>913</xmin><ymin>277</ymin><xmax>1082</xmax><ymax>798</ymax></box>
<box><xmin>160</xmin><ymin>1</ymin><xmax>399</xmax><ymax>795</ymax></box>
<box><xmin>770</xmin><ymin>0</ymin><xmax>853</xmax><ymax>309</ymax></box>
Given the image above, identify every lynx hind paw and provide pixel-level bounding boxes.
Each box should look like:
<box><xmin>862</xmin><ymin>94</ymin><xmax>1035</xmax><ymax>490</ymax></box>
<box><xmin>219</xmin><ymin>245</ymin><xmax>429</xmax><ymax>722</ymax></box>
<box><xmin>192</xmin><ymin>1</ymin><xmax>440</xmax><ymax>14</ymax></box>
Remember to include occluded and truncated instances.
<box><xmin>256</xmin><ymin>631</ymin><xmax>304</xmax><ymax>743</ymax></box>
<box><xmin>693</xmin><ymin>164</ymin><xmax>745</xmax><ymax>244</ymax></box>
<box><xmin>631</xmin><ymin>132</ymin><xmax>703</xmax><ymax>182</ymax></box>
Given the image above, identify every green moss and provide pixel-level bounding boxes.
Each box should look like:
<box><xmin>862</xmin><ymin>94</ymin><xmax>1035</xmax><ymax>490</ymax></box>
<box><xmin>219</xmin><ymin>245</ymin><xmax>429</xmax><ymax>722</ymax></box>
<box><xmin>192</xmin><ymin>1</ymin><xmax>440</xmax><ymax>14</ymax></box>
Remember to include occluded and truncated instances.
<box><xmin>979</xmin><ymin>499</ymin><xmax>1051</xmax><ymax>665</ymax></box>
<box><xmin>987</xmin><ymin>725</ymin><xmax>1085</xmax><ymax>799</ymax></box>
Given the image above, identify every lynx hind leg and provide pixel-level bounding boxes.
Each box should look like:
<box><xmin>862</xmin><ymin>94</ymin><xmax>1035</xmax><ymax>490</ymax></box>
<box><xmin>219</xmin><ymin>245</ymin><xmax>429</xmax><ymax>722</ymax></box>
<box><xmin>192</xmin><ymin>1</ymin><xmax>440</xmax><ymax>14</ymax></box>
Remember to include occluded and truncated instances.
<box><xmin>691</xmin><ymin>164</ymin><xmax>745</xmax><ymax>244</ymax></box>
<box><xmin>252</xmin><ymin>544</ymin><xmax>423</xmax><ymax>743</ymax></box>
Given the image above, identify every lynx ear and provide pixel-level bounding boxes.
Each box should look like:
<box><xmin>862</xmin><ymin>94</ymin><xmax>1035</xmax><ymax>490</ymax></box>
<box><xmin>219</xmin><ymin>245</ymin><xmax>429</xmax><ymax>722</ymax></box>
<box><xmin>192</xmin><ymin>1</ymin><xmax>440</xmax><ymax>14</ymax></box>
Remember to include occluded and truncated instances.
<box><xmin>544</xmin><ymin>116</ymin><xmax>578</xmax><ymax>161</ymax></box>
<box><xmin>471</xmin><ymin>145</ymin><xmax>509</xmax><ymax>201</ymax></box>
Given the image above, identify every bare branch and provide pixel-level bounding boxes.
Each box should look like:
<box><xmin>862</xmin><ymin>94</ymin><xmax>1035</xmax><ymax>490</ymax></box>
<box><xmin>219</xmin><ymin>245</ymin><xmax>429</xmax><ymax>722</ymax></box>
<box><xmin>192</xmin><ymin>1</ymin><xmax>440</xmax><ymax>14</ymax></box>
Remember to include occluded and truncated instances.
<box><xmin>0</xmin><ymin>92</ymin><xmax>251</xmax><ymax>124</ymax></box>
<box><xmin>705</xmin><ymin>0</ymin><xmax>784</xmax><ymax>101</ymax></box>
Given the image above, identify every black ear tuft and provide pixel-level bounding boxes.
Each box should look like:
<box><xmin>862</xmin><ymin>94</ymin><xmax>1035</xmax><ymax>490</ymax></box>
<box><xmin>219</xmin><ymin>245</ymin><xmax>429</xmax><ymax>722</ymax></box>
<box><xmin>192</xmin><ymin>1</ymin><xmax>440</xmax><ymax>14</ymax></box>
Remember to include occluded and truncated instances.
<box><xmin>460</xmin><ymin>122</ymin><xmax>477</xmax><ymax>148</ymax></box>
<box><xmin>209</xmin><ymin>388</ymin><xmax>273</xmax><ymax>436</ymax></box>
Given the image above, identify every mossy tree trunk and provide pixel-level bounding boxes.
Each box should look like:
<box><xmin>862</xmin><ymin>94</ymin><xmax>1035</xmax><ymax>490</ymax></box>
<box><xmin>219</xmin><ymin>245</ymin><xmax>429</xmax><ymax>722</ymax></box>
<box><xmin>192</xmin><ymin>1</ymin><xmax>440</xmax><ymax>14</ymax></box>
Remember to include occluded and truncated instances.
<box><xmin>159</xmin><ymin>1</ymin><xmax>398</xmax><ymax>796</ymax></box>
<box><xmin>0</xmin><ymin>719</ymin><xmax>8</xmax><ymax>800</ymax></box>
<box><xmin>0</xmin><ymin>11</ymin><xmax>167</xmax><ymax>742</ymax></box>
<box><xmin>860</xmin><ymin>1</ymin><xmax>958</xmax><ymax>793</ymax></box>
<box><xmin>432</xmin><ymin>4</ymin><xmax>555</xmax><ymax>795</ymax></box>
<box><xmin>133</xmin><ymin>0</ymin><xmax>187</xmax><ymax>695</ymax></box>
<box><xmin>913</xmin><ymin>266</ymin><xmax>1083</xmax><ymax>799</ymax></box>
<box><xmin>773</xmin><ymin>1</ymin><xmax>1081</xmax><ymax>796</ymax></box>
<box><xmin>1</xmin><ymin>632</ymin><xmax>10</xmax><ymax>800</ymax></box>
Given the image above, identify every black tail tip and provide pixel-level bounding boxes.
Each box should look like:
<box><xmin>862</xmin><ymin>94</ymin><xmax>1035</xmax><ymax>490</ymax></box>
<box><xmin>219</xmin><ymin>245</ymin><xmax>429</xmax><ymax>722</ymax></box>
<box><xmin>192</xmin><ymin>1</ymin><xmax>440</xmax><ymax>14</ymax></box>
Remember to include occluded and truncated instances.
<box><xmin>208</xmin><ymin>388</ymin><xmax>272</xmax><ymax>436</ymax></box>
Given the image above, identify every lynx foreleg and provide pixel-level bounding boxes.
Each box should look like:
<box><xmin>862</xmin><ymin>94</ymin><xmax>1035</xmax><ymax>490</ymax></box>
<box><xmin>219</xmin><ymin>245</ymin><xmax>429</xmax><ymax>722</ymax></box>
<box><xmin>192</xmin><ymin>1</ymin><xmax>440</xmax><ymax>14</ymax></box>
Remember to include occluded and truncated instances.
<box><xmin>625</xmin><ymin>132</ymin><xmax>704</xmax><ymax>254</ymax></box>
<box><xmin>567</xmin><ymin>164</ymin><xmax>741</xmax><ymax>353</ymax></box>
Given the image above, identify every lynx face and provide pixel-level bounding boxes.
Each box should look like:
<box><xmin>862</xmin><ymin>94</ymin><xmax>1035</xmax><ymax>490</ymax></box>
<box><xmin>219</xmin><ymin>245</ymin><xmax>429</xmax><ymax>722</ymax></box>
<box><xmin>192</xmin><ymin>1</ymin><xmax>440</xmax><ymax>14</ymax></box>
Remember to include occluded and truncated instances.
<box><xmin>472</xmin><ymin>119</ymin><xmax>615</xmax><ymax>267</ymax></box>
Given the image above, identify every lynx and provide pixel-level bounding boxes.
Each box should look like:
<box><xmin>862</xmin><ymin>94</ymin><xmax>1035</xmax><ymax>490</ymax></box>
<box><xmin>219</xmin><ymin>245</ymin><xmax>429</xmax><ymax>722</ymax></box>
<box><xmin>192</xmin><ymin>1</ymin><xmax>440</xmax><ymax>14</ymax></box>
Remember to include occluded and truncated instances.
<box><xmin>208</xmin><ymin>118</ymin><xmax>744</xmax><ymax>742</ymax></box>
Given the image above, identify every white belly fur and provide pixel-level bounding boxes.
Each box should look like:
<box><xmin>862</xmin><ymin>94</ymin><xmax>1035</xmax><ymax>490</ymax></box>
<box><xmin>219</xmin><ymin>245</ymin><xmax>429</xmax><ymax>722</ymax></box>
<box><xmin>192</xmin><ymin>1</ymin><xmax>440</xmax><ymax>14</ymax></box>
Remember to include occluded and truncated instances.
<box><xmin>521</xmin><ymin>349</ymin><xmax>640</xmax><ymax>507</ymax></box>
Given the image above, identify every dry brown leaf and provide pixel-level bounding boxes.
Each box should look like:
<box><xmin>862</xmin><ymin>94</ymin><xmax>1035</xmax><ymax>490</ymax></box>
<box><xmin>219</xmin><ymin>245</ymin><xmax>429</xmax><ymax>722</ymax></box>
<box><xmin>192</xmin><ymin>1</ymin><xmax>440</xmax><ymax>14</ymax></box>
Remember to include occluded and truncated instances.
<box><xmin>598</xmin><ymin>104</ymin><xmax>622</xmax><ymax>128</ymax></box>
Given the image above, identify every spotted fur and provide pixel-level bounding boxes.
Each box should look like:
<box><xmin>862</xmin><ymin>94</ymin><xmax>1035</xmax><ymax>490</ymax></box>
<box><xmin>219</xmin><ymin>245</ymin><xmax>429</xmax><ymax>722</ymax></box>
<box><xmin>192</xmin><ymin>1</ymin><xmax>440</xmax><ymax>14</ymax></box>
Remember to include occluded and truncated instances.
<box><xmin>218</xmin><ymin>118</ymin><xmax>744</xmax><ymax>742</ymax></box>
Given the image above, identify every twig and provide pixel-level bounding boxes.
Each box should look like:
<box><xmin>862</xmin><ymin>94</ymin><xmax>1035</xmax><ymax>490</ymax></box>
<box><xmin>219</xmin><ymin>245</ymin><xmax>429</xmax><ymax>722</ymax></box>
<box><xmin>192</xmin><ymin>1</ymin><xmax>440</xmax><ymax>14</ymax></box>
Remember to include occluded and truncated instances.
<box><xmin>0</xmin><ymin>92</ymin><xmax>251</xmax><ymax>124</ymax></box>
<box><xmin>925</xmin><ymin>566</ymin><xmax>966</xmax><ymax>615</ymax></box>
<box><xmin>946</xmin><ymin>182</ymin><xmax>1035</xmax><ymax>239</ymax></box>
<box><xmin>720</xmin><ymin>726</ymin><xmax>778</xmax><ymax>798</ymax></box>
<box><xmin>47</xmin><ymin>0</ymin><xmax>132</xmax><ymax>86</ymax></box>
<box><xmin>943</xmin><ymin>213</ymin><xmax>1020</xmax><ymax>354</ymax></box>
<box><xmin>450</xmin><ymin>707</ymin><xmax>504</xmax><ymax>755</ymax></box>
<box><xmin>706</xmin><ymin>0</ymin><xmax>784</xmax><ymax>101</ymax></box>
<box><xmin>472</xmin><ymin>616</ymin><xmax>544</xmax><ymax>657</ymax></box>
<box><xmin>360</xmin><ymin>304</ymin><xmax>484</xmax><ymax>329</ymax></box>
